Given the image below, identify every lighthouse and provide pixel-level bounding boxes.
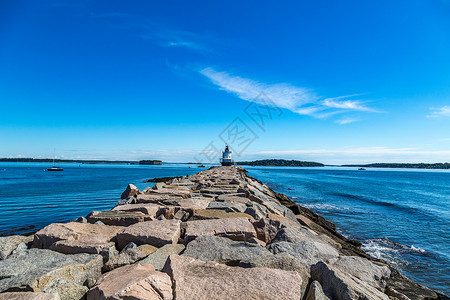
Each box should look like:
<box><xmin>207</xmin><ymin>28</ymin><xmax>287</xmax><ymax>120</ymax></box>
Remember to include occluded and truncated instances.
<box><xmin>220</xmin><ymin>145</ymin><xmax>233</xmax><ymax>166</ymax></box>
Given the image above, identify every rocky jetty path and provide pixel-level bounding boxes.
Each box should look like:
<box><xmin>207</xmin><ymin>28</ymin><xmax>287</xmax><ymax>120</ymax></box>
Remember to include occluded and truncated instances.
<box><xmin>0</xmin><ymin>166</ymin><xmax>447</xmax><ymax>300</ymax></box>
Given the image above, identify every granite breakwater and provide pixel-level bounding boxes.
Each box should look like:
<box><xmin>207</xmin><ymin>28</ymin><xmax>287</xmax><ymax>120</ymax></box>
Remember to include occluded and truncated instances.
<box><xmin>0</xmin><ymin>166</ymin><xmax>447</xmax><ymax>299</ymax></box>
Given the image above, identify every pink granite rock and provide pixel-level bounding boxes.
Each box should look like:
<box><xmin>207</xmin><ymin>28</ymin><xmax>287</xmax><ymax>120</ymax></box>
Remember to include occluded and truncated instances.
<box><xmin>87</xmin><ymin>264</ymin><xmax>172</xmax><ymax>300</ymax></box>
<box><xmin>136</xmin><ymin>194</ymin><xmax>183</xmax><ymax>204</ymax></box>
<box><xmin>0</xmin><ymin>293</ymin><xmax>61</xmax><ymax>300</ymax></box>
<box><xmin>121</xmin><ymin>184</ymin><xmax>141</xmax><ymax>199</ymax></box>
<box><xmin>184</xmin><ymin>217</ymin><xmax>257</xmax><ymax>242</ymax></box>
<box><xmin>177</xmin><ymin>198</ymin><xmax>211</xmax><ymax>209</ymax></box>
<box><xmin>87</xmin><ymin>210</ymin><xmax>153</xmax><ymax>226</ymax></box>
<box><xmin>163</xmin><ymin>254</ymin><xmax>302</xmax><ymax>300</ymax></box>
<box><xmin>116</xmin><ymin>219</ymin><xmax>181</xmax><ymax>250</ymax></box>
<box><xmin>112</xmin><ymin>203</ymin><xmax>163</xmax><ymax>217</ymax></box>
<box><xmin>33</xmin><ymin>222</ymin><xmax>122</xmax><ymax>254</ymax></box>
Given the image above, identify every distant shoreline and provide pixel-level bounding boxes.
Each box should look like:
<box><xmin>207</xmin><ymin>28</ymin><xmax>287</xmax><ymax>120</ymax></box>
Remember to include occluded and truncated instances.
<box><xmin>1</xmin><ymin>158</ymin><xmax>450</xmax><ymax>169</ymax></box>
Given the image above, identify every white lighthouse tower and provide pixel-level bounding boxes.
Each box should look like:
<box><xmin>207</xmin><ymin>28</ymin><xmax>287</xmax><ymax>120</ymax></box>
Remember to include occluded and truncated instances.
<box><xmin>220</xmin><ymin>145</ymin><xmax>233</xmax><ymax>166</ymax></box>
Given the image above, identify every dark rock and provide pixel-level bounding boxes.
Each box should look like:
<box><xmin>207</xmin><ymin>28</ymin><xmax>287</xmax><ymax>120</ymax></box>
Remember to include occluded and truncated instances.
<box><xmin>139</xmin><ymin>243</ymin><xmax>185</xmax><ymax>271</ymax></box>
<box><xmin>267</xmin><ymin>241</ymin><xmax>339</xmax><ymax>268</ymax></box>
<box><xmin>311</xmin><ymin>261</ymin><xmax>389</xmax><ymax>300</ymax></box>
<box><xmin>183</xmin><ymin>235</ymin><xmax>271</xmax><ymax>265</ymax></box>
<box><xmin>0</xmin><ymin>249</ymin><xmax>102</xmax><ymax>292</ymax></box>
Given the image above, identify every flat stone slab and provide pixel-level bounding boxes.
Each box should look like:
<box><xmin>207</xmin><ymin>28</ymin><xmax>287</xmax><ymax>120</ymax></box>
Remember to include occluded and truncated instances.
<box><xmin>0</xmin><ymin>292</ymin><xmax>61</xmax><ymax>300</ymax></box>
<box><xmin>206</xmin><ymin>201</ymin><xmax>248</xmax><ymax>213</ymax></box>
<box><xmin>183</xmin><ymin>235</ymin><xmax>270</xmax><ymax>265</ymax></box>
<box><xmin>87</xmin><ymin>210</ymin><xmax>153</xmax><ymax>226</ymax></box>
<box><xmin>184</xmin><ymin>217</ymin><xmax>257</xmax><ymax>243</ymax></box>
<box><xmin>163</xmin><ymin>254</ymin><xmax>303</xmax><ymax>300</ymax></box>
<box><xmin>0</xmin><ymin>249</ymin><xmax>102</xmax><ymax>293</ymax></box>
<box><xmin>116</xmin><ymin>219</ymin><xmax>181</xmax><ymax>250</ymax></box>
<box><xmin>87</xmin><ymin>263</ymin><xmax>173</xmax><ymax>300</ymax></box>
<box><xmin>111</xmin><ymin>203</ymin><xmax>163</xmax><ymax>217</ymax></box>
<box><xmin>33</xmin><ymin>222</ymin><xmax>122</xmax><ymax>254</ymax></box>
<box><xmin>136</xmin><ymin>194</ymin><xmax>184</xmax><ymax>204</ymax></box>
<box><xmin>0</xmin><ymin>235</ymin><xmax>33</xmax><ymax>260</ymax></box>
<box><xmin>147</xmin><ymin>188</ymin><xmax>191</xmax><ymax>198</ymax></box>
<box><xmin>177</xmin><ymin>198</ymin><xmax>211</xmax><ymax>209</ymax></box>
<box><xmin>191</xmin><ymin>209</ymin><xmax>253</xmax><ymax>220</ymax></box>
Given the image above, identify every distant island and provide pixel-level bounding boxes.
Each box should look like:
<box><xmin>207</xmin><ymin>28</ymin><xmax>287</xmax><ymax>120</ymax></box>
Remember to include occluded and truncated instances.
<box><xmin>139</xmin><ymin>160</ymin><xmax>162</xmax><ymax>165</ymax></box>
<box><xmin>237</xmin><ymin>159</ymin><xmax>324</xmax><ymax>167</ymax></box>
<box><xmin>342</xmin><ymin>163</ymin><xmax>450</xmax><ymax>169</ymax></box>
<box><xmin>0</xmin><ymin>158</ymin><xmax>161</xmax><ymax>165</ymax></box>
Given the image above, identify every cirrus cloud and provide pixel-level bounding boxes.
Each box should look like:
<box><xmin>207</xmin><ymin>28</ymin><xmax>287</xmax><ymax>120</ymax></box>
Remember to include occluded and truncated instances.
<box><xmin>200</xmin><ymin>67</ymin><xmax>378</xmax><ymax>121</ymax></box>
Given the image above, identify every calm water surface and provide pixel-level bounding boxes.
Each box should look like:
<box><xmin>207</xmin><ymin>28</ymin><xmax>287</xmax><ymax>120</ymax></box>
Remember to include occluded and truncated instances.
<box><xmin>0</xmin><ymin>163</ymin><xmax>448</xmax><ymax>295</ymax></box>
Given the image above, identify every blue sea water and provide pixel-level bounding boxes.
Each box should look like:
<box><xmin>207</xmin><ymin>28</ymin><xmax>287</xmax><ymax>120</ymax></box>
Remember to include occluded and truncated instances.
<box><xmin>0</xmin><ymin>163</ymin><xmax>448</xmax><ymax>295</ymax></box>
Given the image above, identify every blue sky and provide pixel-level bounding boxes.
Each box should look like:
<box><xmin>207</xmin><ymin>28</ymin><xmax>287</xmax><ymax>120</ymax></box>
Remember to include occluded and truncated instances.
<box><xmin>1</xmin><ymin>0</ymin><xmax>450</xmax><ymax>164</ymax></box>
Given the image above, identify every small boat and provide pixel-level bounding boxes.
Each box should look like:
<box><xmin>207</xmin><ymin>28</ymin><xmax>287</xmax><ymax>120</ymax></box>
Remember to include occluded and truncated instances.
<box><xmin>47</xmin><ymin>154</ymin><xmax>63</xmax><ymax>171</ymax></box>
<box><xmin>198</xmin><ymin>164</ymin><xmax>205</xmax><ymax>168</ymax></box>
<box><xmin>47</xmin><ymin>167</ymin><xmax>63</xmax><ymax>171</ymax></box>
<box><xmin>358</xmin><ymin>167</ymin><xmax>366</xmax><ymax>170</ymax></box>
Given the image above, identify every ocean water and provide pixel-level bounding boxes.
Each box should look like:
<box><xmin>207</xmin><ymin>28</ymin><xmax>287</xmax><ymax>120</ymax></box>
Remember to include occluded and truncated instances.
<box><xmin>246</xmin><ymin>166</ymin><xmax>450</xmax><ymax>296</ymax></box>
<box><xmin>0</xmin><ymin>163</ymin><xmax>448</xmax><ymax>295</ymax></box>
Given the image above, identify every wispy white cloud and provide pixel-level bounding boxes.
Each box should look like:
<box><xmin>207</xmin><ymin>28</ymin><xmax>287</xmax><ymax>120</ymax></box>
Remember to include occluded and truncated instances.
<box><xmin>334</xmin><ymin>118</ymin><xmax>359</xmax><ymax>125</ymax></box>
<box><xmin>147</xmin><ymin>29</ymin><xmax>213</xmax><ymax>53</ymax></box>
<box><xmin>200</xmin><ymin>67</ymin><xmax>378</xmax><ymax>120</ymax></box>
<box><xmin>427</xmin><ymin>106</ymin><xmax>450</xmax><ymax>118</ymax></box>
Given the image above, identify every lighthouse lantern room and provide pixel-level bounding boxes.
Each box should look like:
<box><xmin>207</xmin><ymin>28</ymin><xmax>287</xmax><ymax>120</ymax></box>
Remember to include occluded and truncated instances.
<box><xmin>220</xmin><ymin>145</ymin><xmax>233</xmax><ymax>166</ymax></box>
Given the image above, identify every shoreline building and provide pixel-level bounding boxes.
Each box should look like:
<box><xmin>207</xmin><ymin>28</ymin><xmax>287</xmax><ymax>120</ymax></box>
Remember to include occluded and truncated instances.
<box><xmin>220</xmin><ymin>145</ymin><xmax>233</xmax><ymax>166</ymax></box>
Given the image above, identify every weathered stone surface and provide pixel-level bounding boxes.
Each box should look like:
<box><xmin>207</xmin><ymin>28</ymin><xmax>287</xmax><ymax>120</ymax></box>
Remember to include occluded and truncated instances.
<box><xmin>42</xmin><ymin>279</ymin><xmax>88</xmax><ymax>300</ymax></box>
<box><xmin>0</xmin><ymin>235</ymin><xmax>33</xmax><ymax>260</ymax></box>
<box><xmin>135</xmin><ymin>194</ymin><xmax>183</xmax><ymax>204</ymax></box>
<box><xmin>116</xmin><ymin>219</ymin><xmax>181</xmax><ymax>250</ymax></box>
<box><xmin>177</xmin><ymin>197</ymin><xmax>211</xmax><ymax>209</ymax></box>
<box><xmin>246</xmin><ymin>237</ymin><xmax>266</xmax><ymax>247</ymax></box>
<box><xmin>0</xmin><ymin>249</ymin><xmax>102</xmax><ymax>292</ymax></box>
<box><xmin>183</xmin><ymin>235</ymin><xmax>270</xmax><ymax>265</ymax></box>
<box><xmin>147</xmin><ymin>188</ymin><xmax>191</xmax><ymax>198</ymax></box>
<box><xmin>104</xmin><ymin>244</ymin><xmax>158</xmax><ymax>271</ymax></box>
<box><xmin>33</xmin><ymin>222</ymin><xmax>122</xmax><ymax>254</ymax></box>
<box><xmin>306</xmin><ymin>281</ymin><xmax>330</xmax><ymax>300</ymax></box>
<box><xmin>87</xmin><ymin>210</ymin><xmax>153</xmax><ymax>226</ymax></box>
<box><xmin>100</xmin><ymin>246</ymin><xmax>118</xmax><ymax>263</ymax></box>
<box><xmin>87</xmin><ymin>264</ymin><xmax>173</xmax><ymax>300</ymax></box>
<box><xmin>206</xmin><ymin>201</ymin><xmax>248</xmax><ymax>213</ymax></box>
<box><xmin>267</xmin><ymin>241</ymin><xmax>339</xmax><ymax>268</ymax></box>
<box><xmin>50</xmin><ymin>240</ymin><xmax>116</xmax><ymax>255</ymax></box>
<box><xmin>311</xmin><ymin>261</ymin><xmax>389</xmax><ymax>300</ymax></box>
<box><xmin>385</xmin><ymin>270</ymin><xmax>438</xmax><ymax>300</ymax></box>
<box><xmin>244</xmin><ymin>202</ymin><xmax>269</xmax><ymax>220</ymax></box>
<box><xmin>251</xmin><ymin>217</ymin><xmax>284</xmax><ymax>243</ymax></box>
<box><xmin>163</xmin><ymin>254</ymin><xmax>302</xmax><ymax>300</ymax></box>
<box><xmin>114</xmin><ymin>196</ymin><xmax>136</xmax><ymax>207</ymax></box>
<box><xmin>191</xmin><ymin>209</ymin><xmax>253</xmax><ymax>220</ymax></box>
<box><xmin>184</xmin><ymin>218</ymin><xmax>257</xmax><ymax>243</ymax></box>
<box><xmin>332</xmin><ymin>255</ymin><xmax>391</xmax><ymax>291</ymax></box>
<box><xmin>120</xmin><ymin>183</ymin><xmax>141</xmax><ymax>199</ymax></box>
<box><xmin>173</xmin><ymin>209</ymin><xmax>190</xmax><ymax>221</ymax></box>
<box><xmin>272</xmin><ymin>225</ymin><xmax>341</xmax><ymax>250</ymax></box>
<box><xmin>0</xmin><ymin>292</ymin><xmax>61</xmax><ymax>300</ymax></box>
<box><xmin>238</xmin><ymin>252</ymin><xmax>310</xmax><ymax>296</ymax></box>
<box><xmin>111</xmin><ymin>203</ymin><xmax>162</xmax><ymax>217</ymax></box>
<box><xmin>267</xmin><ymin>213</ymin><xmax>300</xmax><ymax>227</ymax></box>
<box><xmin>139</xmin><ymin>244</ymin><xmax>185</xmax><ymax>271</ymax></box>
<box><xmin>216</xmin><ymin>193</ymin><xmax>249</xmax><ymax>203</ymax></box>
<box><xmin>239</xmin><ymin>252</ymin><xmax>307</xmax><ymax>273</ymax></box>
